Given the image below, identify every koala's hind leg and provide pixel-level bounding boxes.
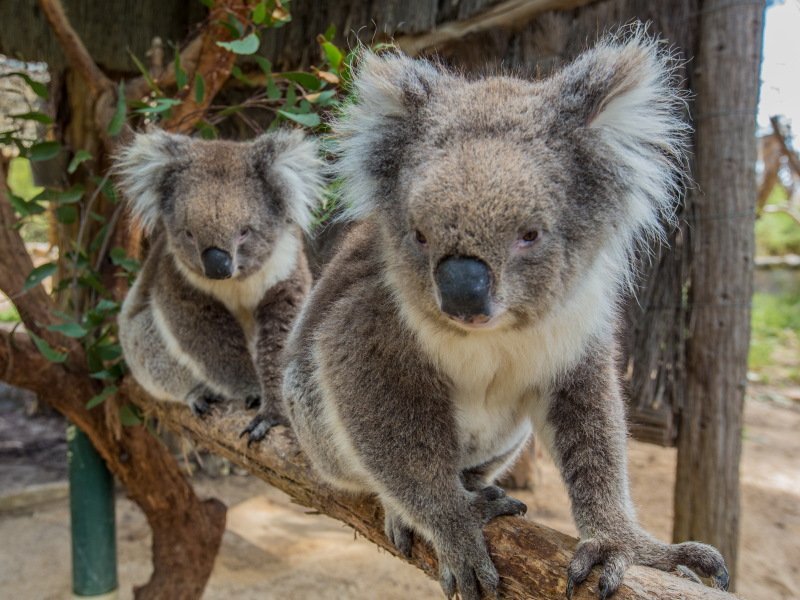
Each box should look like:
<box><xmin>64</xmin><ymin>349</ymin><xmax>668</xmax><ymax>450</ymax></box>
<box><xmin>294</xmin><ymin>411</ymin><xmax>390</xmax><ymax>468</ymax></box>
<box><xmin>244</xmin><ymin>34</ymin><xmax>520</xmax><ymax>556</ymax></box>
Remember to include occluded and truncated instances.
<box><xmin>120</xmin><ymin>304</ymin><xmax>224</xmax><ymax>414</ymax></box>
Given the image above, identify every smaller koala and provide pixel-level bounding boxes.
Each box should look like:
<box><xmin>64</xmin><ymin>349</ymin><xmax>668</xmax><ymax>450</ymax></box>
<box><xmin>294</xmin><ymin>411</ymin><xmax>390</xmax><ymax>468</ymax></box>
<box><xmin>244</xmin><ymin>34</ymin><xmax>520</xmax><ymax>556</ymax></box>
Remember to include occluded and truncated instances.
<box><xmin>115</xmin><ymin>129</ymin><xmax>322</xmax><ymax>441</ymax></box>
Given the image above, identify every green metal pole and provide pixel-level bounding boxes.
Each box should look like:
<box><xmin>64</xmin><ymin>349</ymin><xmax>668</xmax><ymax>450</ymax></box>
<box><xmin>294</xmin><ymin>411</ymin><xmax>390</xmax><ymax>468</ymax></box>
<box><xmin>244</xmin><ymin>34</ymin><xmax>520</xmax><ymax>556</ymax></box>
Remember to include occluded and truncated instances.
<box><xmin>67</xmin><ymin>424</ymin><xmax>118</xmax><ymax>598</ymax></box>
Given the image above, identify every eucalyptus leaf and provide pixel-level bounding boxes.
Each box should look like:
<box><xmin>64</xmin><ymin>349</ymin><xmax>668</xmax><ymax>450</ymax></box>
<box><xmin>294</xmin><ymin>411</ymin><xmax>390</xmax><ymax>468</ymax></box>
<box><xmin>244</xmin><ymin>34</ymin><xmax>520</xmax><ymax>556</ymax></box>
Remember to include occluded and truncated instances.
<box><xmin>86</xmin><ymin>385</ymin><xmax>117</xmax><ymax>409</ymax></box>
<box><xmin>24</xmin><ymin>262</ymin><xmax>57</xmax><ymax>290</ymax></box>
<box><xmin>28</xmin><ymin>331</ymin><xmax>68</xmax><ymax>363</ymax></box>
<box><xmin>46</xmin><ymin>321</ymin><xmax>89</xmax><ymax>339</ymax></box>
<box><xmin>67</xmin><ymin>150</ymin><xmax>92</xmax><ymax>174</ymax></box>
<box><xmin>277</xmin><ymin>110</ymin><xmax>320</xmax><ymax>128</ymax></box>
<box><xmin>108</xmin><ymin>82</ymin><xmax>127</xmax><ymax>136</ymax></box>
<box><xmin>28</xmin><ymin>141</ymin><xmax>60</xmax><ymax>162</ymax></box>
<box><xmin>10</xmin><ymin>111</ymin><xmax>53</xmax><ymax>125</ymax></box>
<box><xmin>119</xmin><ymin>404</ymin><xmax>143</xmax><ymax>426</ymax></box>
<box><xmin>217</xmin><ymin>33</ymin><xmax>260</xmax><ymax>55</ymax></box>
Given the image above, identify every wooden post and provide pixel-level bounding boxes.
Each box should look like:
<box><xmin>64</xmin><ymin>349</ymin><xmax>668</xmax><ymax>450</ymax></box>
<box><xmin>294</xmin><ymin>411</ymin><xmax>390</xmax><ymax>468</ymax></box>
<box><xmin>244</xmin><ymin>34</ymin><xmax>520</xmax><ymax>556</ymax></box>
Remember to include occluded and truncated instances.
<box><xmin>674</xmin><ymin>0</ymin><xmax>765</xmax><ymax>587</ymax></box>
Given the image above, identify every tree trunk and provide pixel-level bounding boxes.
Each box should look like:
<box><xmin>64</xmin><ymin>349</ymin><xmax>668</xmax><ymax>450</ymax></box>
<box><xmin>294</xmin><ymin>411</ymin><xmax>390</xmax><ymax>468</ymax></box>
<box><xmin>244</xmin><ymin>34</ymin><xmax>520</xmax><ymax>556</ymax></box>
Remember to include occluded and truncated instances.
<box><xmin>675</xmin><ymin>0</ymin><xmax>764</xmax><ymax>587</ymax></box>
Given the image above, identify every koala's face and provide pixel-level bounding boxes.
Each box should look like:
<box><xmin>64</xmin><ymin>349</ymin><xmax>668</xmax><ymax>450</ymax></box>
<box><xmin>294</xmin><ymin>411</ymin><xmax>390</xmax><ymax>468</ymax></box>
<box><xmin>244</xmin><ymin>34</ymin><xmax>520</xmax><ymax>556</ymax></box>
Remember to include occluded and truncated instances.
<box><xmin>117</xmin><ymin>130</ymin><xmax>322</xmax><ymax>280</ymax></box>
<box><xmin>337</xmin><ymin>43</ymin><xmax>686</xmax><ymax>330</ymax></box>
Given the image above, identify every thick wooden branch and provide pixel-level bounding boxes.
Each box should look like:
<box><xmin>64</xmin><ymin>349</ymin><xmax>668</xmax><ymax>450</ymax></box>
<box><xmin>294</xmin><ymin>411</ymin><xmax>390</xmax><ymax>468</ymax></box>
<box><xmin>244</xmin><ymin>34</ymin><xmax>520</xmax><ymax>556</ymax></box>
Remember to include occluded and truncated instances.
<box><xmin>2</xmin><ymin>159</ymin><xmax>224</xmax><ymax>600</ymax></box>
<box><xmin>130</xmin><ymin>382</ymin><xmax>737</xmax><ymax>600</ymax></box>
<box><xmin>37</xmin><ymin>0</ymin><xmax>114</xmax><ymax>95</ymax></box>
<box><xmin>161</xmin><ymin>0</ymin><xmax>253</xmax><ymax>134</ymax></box>
<box><xmin>397</xmin><ymin>0</ymin><xmax>596</xmax><ymax>56</ymax></box>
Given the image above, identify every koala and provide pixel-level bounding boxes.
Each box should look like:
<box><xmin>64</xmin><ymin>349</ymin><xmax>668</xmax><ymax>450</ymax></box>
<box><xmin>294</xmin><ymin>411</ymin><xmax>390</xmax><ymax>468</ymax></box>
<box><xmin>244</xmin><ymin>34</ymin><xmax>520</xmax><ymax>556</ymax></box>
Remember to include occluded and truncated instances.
<box><xmin>282</xmin><ymin>32</ymin><xmax>729</xmax><ymax>600</ymax></box>
<box><xmin>115</xmin><ymin>129</ymin><xmax>322</xmax><ymax>441</ymax></box>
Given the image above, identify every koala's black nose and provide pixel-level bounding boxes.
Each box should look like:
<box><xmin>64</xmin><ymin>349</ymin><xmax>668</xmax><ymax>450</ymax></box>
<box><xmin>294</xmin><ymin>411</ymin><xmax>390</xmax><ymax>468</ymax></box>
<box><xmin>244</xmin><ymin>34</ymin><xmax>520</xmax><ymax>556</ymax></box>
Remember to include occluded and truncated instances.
<box><xmin>435</xmin><ymin>256</ymin><xmax>492</xmax><ymax>323</ymax></box>
<box><xmin>201</xmin><ymin>247</ymin><xmax>233</xmax><ymax>280</ymax></box>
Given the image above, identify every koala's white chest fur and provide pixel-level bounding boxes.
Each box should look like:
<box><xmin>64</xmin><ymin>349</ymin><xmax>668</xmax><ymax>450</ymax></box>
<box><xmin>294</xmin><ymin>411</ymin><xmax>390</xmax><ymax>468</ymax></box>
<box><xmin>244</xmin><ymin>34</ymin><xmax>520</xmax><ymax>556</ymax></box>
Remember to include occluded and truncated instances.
<box><xmin>177</xmin><ymin>231</ymin><xmax>299</xmax><ymax>342</ymax></box>
<box><xmin>397</xmin><ymin>259</ymin><xmax>616</xmax><ymax>470</ymax></box>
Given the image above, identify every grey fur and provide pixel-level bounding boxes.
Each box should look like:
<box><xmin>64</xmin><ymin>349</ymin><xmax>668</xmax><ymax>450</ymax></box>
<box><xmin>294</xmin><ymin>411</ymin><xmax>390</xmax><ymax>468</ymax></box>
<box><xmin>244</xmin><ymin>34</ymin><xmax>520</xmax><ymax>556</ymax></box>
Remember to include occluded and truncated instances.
<box><xmin>283</xmin><ymin>29</ymin><xmax>727</xmax><ymax>600</ymax></box>
<box><xmin>115</xmin><ymin>129</ymin><xmax>322</xmax><ymax>441</ymax></box>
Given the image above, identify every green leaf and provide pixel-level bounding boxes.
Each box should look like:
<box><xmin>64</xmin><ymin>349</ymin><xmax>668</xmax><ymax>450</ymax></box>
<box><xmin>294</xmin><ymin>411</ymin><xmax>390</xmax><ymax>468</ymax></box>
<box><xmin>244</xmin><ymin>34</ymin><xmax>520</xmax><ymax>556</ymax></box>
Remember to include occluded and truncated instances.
<box><xmin>27</xmin><ymin>331</ymin><xmax>68</xmax><ymax>363</ymax></box>
<box><xmin>324</xmin><ymin>23</ymin><xmax>337</xmax><ymax>42</ymax></box>
<box><xmin>10</xmin><ymin>111</ymin><xmax>53</xmax><ymax>125</ymax></box>
<box><xmin>46</xmin><ymin>321</ymin><xmax>89</xmax><ymax>339</ymax></box>
<box><xmin>24</xmin><ymin>262</ymin><xmax>57</xmax><ymax>290</ymax></box>
<box><xmin>252</xmin><ymin>1</ymin><xmax>267</xmax><ymax>24</ymax></box>
<box><xmin>277</xmin><ymin>110</ymin><xmax>320</xmax><ymax>128</ymax></box>
<box><xmin>108</xmin><ymin>82</ymin><xmax>127</xmax><ymax>137</ymax></box>
<box><xmin>94</xmin><ymin>343</ymin><xmax>122</xmax><ymax>361</ymax></box>
<box><xmin>55</xmin><ymin>205</ymin><xmax>78</xmax><ymax>224</ymax></box>
<box><xmin>194</xmin><ymin>73</ymin><xmax>205</xmax><ymax>104</ymax></box>
<box><xmin>1</xmin><ymin>72</ymin><xmax>48</xmax><ymax>98</ymax></box>
<box><xmin>280</xmin><ymin>71</ymin><xmax>322</xmax><ymax>91</ymax></box>
<box><xmin>67</xmin><ymin>150</ymin><xmax>93</xmax><ymax>174</ymax></box>
<box><xmin>216</xmin><ymin>32</ymin><xmax>260</xmax><ymax>55</ymax></box>
<box><xmin>8</xmin><ymin>194</ymin><xmax>44</xmax><ymax>217</ymax></box>
<box><xmin>321</xmin><ymin>41</ymin><xmax>343</xmax><ymax>73</ymax></box>
<box><xmin>305</xmin><ymin>90</ymin><xmax>337</xmax><ymax>106</ymax></box>
<box><xmin>86</xmin><ymin>385</ymin><xmax>117</xmax><ymax>409</ymax></box>
<box><xmin>28</xmin><ymin>141</ymin><xmax>60</xmax><ymax>162</ymax></box>
<box><xmin>254</xmin><ymin>56</ymin><xmax>272</xmax><ymax>75</ymax></box>
<box><xmin>110</xmin><ymin>247</ymin><xmax>140</xmax><ymax>273</ymax></box>
<box><xmin>134</xmin><ymin>97</ymin><xmax>181</xmax><ymax>116</ymax></box>
<box><xmin>128</xmin><ymin>51</ymin><xmax>158</xmax><ymax>93</ymax></box>
<box><xmin>198</xmin><ymin>0</ymin><xmax>213</xmax><ymax>6</ymax></box>
<box><xmin>95</xmin><ymin>299</ymin><xmax>120</xmax><ymax>314</ymax></box>
<box><xmin>119</xmin><ymin>404</ymin><xmax>143</xmax><ymax>426</ymax></box>
<box><xmin>174</xmin><ymin>48</ymin><xmax>188</xmax><ymax>89</ymax></box>
<box><xmin>40</xmin><ymin>185</ymin><xmax>84</xmax><ymax>204</ymax></box>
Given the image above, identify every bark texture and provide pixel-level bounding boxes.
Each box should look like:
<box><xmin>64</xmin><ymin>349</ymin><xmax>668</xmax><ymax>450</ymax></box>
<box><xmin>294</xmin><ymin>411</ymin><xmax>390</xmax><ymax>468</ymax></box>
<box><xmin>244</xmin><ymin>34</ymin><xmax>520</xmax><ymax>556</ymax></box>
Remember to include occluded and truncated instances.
<box><xmin>675</xmin><ymin>0</ymin><xmax>764</xmax><ymax>585</ymax></box>
<box><xmin>135</xmin><ymin>384</ymin><xmax>737</xmax><ymax>600</ymax></box>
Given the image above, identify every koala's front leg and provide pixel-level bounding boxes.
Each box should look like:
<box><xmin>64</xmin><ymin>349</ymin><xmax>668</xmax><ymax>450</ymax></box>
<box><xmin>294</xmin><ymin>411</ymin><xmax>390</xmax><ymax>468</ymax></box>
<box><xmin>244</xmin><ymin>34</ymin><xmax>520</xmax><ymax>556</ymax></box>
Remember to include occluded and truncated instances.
<box><xmin>541</xmin><ymin>348</ymin><xmax>728</xmax><ymax>598</ymax></box>
<box><xmin>242</xmin><ymin>277</ymin><xmax>306</xmax><ymax>444</ymax></box>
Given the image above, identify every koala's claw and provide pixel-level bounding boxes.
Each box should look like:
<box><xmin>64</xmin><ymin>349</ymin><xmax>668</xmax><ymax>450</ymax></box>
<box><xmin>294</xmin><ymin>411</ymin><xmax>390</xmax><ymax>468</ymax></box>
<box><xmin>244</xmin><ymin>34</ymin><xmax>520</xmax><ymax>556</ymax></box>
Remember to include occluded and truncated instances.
<box><xmin>384</xmin><ymin>511</ymin><xmax>414</xmax><ymax>558</ymax></box>
<box><xmin>476</xmin><ymin>486</ymin><xmax>527</xmax><ymax>523</ymax></box>
<box><xmin>240</xmin><ymin>410</ymin><xmax>286</xmax><ymax>446</ymax></box>
<box><xmin>189</xmin><ymin>392</ymin><xmax>225</xmax><ymax>418</ymax></box>
<box><xmin>565</xmin><ymin>535</ymin><xmax>729</xmax><ymax>599</ymax></box>
<box><xmin>438</xmin><ymin>553</ymin><xmax>499</xmax><ymax>600</ymax></box>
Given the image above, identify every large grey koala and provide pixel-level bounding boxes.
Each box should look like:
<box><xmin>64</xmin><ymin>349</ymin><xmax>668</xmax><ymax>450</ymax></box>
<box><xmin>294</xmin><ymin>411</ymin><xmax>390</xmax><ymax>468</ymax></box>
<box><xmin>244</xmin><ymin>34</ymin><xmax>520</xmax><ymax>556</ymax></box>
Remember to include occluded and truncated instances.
<box><xmin>116</xmin><ymin>129</ymin><xmax>322</xmax><ymax>440</ymax></box>
<box><xmin>282</xmin><ymin>32</ymin><xmax>729</xmax><ymax>599</ymax></box>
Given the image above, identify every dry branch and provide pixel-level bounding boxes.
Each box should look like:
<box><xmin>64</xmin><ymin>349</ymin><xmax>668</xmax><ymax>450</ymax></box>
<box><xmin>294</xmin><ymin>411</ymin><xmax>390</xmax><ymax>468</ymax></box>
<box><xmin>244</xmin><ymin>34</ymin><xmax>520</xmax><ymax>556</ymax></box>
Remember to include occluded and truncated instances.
<box><xmin>397</xmin><ymin>0</ymin><xmax>596</xmax><ymax>56</ymax></box>
<box><xmin>130</xmin><ymin>381</ymin><xmax>737</xmax><ymax>600</ymax></box>
<box><xmin>37</xmin><ymin>0</ymin><xmax>114</xmax><ymax>95</ymax></box>
<box><xmin>770</xmin><ymin>115</ymin><xmax>800</xmax><ymax>178</ymax></box>
<box><xmin>2</xmin><ymin>148</ymin><xmax>225</xmax><ymax>600</ymax></box>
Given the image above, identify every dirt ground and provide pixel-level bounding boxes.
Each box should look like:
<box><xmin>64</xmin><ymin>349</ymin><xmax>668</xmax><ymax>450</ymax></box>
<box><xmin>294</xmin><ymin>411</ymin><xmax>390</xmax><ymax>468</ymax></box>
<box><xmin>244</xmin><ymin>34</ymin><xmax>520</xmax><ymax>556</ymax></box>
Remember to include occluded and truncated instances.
<box><xmin>0</xmin><ymin>393</ymin><xmax>797</xmax><ymax>600</ymax></box>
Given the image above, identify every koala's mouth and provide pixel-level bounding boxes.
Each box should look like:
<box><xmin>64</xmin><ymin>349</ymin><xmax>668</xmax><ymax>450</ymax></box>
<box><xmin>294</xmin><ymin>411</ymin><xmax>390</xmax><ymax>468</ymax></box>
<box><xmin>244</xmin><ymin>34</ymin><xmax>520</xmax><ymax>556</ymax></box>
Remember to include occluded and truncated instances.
<box><xmin>442</xmin><ymin>309</ymin><xmax>507</xmax><ymax>332</ymax></box>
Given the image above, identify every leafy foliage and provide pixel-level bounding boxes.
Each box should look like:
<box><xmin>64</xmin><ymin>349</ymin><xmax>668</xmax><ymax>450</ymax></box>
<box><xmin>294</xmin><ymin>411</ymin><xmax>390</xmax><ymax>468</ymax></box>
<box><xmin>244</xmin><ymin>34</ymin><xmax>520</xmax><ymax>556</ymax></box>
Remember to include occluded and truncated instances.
<box><xmin>2</xmin><ymin>1</ymin><xmax>355</xmax><ymax>422</ymax></box>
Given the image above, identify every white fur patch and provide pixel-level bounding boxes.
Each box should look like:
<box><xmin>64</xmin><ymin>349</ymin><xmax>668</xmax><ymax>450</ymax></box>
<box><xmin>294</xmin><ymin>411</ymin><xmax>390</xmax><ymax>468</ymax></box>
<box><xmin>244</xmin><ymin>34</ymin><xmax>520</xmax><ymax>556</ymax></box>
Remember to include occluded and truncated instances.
<box><xmin>585</xmin><ymin>27</ymin><xmax>690</xmax><ymax>291</ymax></box>
<box><xmin>389</xmin><ymin>254</ymin><xmax>617</xmax><ymax>467</ymax></box>
<box><xmin>268</xmin><ymin>130</ymin><xmax>326</xmax><ymax>234</ymax></box>
<box><xmin>173</xmin><ymin>230</ymin><xmax>299</xmax><ymax>341</ymax></box>
<box><xmin>114</xmin><ymin>129</ymin><xmax>187</xmax><ymax>235</ymax></box>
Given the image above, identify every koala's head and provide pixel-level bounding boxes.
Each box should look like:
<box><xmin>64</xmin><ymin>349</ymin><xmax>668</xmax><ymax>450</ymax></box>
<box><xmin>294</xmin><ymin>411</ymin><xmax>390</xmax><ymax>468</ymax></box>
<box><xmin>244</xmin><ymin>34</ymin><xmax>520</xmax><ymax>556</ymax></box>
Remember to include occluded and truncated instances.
<box><xmin>335</xmin><ymin>30</ymin><xmax>688</xmax><ymax>331</ymax></box>
<box><xmin>115</xmin><ymin>129</ymin><xmax>322</xmax><ymax>280</ymax></box>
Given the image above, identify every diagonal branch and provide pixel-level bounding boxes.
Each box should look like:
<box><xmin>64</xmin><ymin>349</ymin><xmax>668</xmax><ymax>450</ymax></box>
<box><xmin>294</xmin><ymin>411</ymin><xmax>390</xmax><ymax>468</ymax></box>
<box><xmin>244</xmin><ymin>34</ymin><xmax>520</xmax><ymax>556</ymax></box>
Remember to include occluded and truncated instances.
<box><xmin>161</xmin><ymin>0</ymin><xmax>254</xmax><ymax>134</ymax></box>
<box><xmin>397</xmin><ymin>0</ymin><xmax>597</xmax><ymax>56</ymax></box>
<box><xmin>135</xmin><ymin>383</ymin><xmax>737</xmax><ymax>600</ymax></box>
<box><xmin>37</xmin><ymin>0</ymin><xmax>114</xmax><ymax>95</ymax></box>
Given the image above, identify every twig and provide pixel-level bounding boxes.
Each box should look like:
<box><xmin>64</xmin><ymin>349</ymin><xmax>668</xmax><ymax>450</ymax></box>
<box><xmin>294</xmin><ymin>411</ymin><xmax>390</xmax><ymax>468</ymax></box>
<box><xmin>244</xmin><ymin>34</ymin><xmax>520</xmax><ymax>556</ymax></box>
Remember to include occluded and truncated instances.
<box><xmin>37</xmin><ymin>0</ymin><xmax>113</xmax><ymax>95</ymax></box>
<box><xmin>769</xmin><ymin>115</ymin><xmax>800</xmax><ymax>178</ymax></box>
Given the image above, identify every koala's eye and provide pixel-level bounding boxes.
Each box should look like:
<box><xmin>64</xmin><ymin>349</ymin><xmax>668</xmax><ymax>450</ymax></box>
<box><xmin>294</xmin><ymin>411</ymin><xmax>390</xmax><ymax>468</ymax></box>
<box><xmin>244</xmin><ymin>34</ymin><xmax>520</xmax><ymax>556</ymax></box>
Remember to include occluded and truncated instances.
<box><xmin>184</xmin><ymin>230</ymin><xmax>194</xmax><ymax>240</ymax></box>
<box><xmin>239</xmin><ymin>227</ymin><xmax>251</xmax><ymax>239</ymax></box>
<box><xmin>414</xmin><ymin>230</ymin><xmax>427</xmax><ymax>245</ymax></box>
<box><xmin>518</xmin><ymin>230</ymin><xmax>540</xmax><ymax>247</ymax></box>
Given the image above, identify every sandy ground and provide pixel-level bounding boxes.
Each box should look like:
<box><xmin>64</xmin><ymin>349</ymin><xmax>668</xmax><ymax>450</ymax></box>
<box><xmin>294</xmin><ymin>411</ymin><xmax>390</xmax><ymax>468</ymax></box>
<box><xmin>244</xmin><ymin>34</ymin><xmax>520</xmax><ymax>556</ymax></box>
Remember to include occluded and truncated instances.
<box><xmin>0</xmin><ymin>395</ymin><xmax>797</xmax><ymax>600</ymax></box>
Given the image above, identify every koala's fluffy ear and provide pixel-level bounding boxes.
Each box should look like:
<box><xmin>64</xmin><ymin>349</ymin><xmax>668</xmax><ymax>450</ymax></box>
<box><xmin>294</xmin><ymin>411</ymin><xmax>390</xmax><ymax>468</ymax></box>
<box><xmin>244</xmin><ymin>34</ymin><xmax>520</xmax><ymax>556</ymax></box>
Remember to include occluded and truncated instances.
<box><xmin>555</xmin><ymin>27</ymin><xmax>690</xmax><ymax>234</ymax></box>
<box><xmin>334</xmin><ymin>50</ymin><xmax>444</xmax><ymax>220</ymax></box>
<box><xmin>114</xmin><ymin>129</ymin><xmax>189</xmax><ymax>235</ymax></box>
<box><xmin>251</xmin><ymin>130</ymin><xmax>324</xmax><ymax>235</ymax></box>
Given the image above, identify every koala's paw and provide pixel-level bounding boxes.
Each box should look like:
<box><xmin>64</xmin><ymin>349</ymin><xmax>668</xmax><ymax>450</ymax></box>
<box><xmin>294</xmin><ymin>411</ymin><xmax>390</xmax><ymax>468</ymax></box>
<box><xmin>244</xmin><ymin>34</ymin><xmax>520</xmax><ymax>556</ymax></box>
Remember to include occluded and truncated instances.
<box><xmin>565</xmin><ymin>533</ymin><xmax>729</xmax><ymax>599</ymax></box>
<box><xmin>474</xmin><ymin>485</ymin><xmax>527</xmax><ymax>523</ymax></box>
<box><xmin>240</xmin><ymin>406</ymin><xmax>287</xmax><ymax>446</ymax></box>
<box><xmin>438</xmin><ymin>530</ymin><xmax>499</xmax><ymax>600</ymax></box>
<box><xmin>187</xmin><ymin>387</ymin><xmax>225</xmax><ymax>418</ymax></box>
<box><xmin>384</xmin><ymin>509</ymin><xmax>414</xmax><ymax>558</ymax></box>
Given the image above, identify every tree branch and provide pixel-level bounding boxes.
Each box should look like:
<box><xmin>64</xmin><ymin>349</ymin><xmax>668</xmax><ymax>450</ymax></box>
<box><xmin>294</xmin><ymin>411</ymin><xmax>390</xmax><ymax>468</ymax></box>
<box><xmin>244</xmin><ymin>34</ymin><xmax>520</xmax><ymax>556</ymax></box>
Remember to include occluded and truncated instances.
<box><xmin>769</xmin><ymin>115</ymin><xmax>800</xmax><ymax>178</ymax></box>
<box><xmin>161</xmin><ymin>0</ymin><xmax>254</xmax><ymax>134</ymax></box>
<box><xmin>396</xmin><ymin>0</ymin><xmax>597</xmax><ymax>56</ymax></box>
<box><xmin>131</xmin><ymin>382</ymin><xmax>737</xmax><ymax>600</ymax></box>
<box><xmin>2</xmin><ymin>149</ymin><xmax>225</xmax><ymax>600</ymax></box>
<box><xmin>37</xmin><ymin>0</ymin><xmax>114</xmax><ymax>95</ymax></box>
